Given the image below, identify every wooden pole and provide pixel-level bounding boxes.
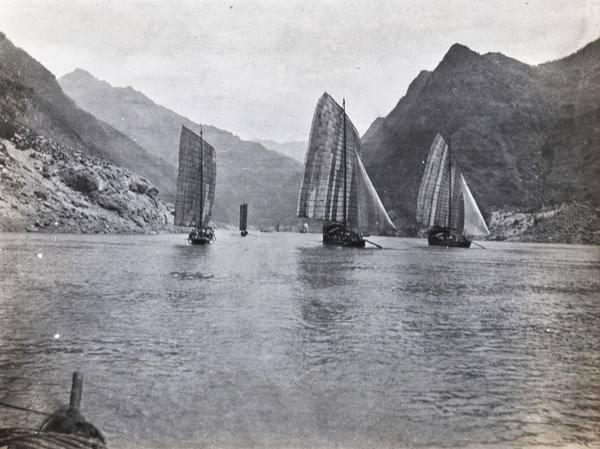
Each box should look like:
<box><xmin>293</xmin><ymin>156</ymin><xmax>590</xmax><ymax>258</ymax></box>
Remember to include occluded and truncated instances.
<box><xmin>199</xmin><ymin>126</ymin><xmax>204</xmax><ymax>230</ymax></box>
<box><xmin>68</xmin><ymin>372</ymin><xmax>83</xmax><ymax>414</ymax></box>
<box><xmin>365</xmin><ymin>239</ymin><xmax>383</xmax><ymax>249</ymax></box>
<box><xmin>342</xmin><ymin>99</ymin><xmax>347</xmax><ymax>226</ymax></box>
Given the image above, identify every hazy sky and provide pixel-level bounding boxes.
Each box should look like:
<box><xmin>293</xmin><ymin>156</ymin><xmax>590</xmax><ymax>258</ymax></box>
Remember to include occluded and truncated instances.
<box><xmin>0</xmin><ymin>0</ymin><xmax>599</xmax><ymax>142</ymax></box>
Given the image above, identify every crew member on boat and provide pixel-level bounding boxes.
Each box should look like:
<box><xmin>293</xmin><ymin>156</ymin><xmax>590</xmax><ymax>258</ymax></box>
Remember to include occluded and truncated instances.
<box><xmin>205</xmin><ymin>227</ymin><xmax>215</xmax><ymax>241</ymax></box>
<box><xmin>188</xmin><ymin>227</ymin><xmax>216</xmax><ymax>242</ymax></box>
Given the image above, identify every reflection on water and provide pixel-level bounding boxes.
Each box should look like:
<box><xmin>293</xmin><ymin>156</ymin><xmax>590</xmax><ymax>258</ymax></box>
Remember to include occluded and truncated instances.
<box><xmin>0</xmin><ymin>232</ymin><xmax>598</xmax><ymax>448</ymax></box>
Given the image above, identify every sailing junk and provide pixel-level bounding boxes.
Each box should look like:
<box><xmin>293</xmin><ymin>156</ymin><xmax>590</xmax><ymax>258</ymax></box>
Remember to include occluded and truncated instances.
<box><xmin>416</xmin><ymin>133</ymin><xmax>490</xmax><ymax>248</ymax></box>
<box><xmin>175</xmin><ymin>126</ymin><xmax>217</xmax><ymax>244</ymax></box>
<box><xmin>297</xmin><ymin>92</ymin><xmax>396</xmax><ymax>247</ymax></box>
<box><xmin>239</xmin><ymin>203</ymin><xmax>248</xmax><ymax>236</ymax></box>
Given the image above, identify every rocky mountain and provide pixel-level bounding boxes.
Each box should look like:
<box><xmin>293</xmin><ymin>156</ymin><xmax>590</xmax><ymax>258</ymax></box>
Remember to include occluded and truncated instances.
<box><xmin>0</xmin><ymin>32</ymin><xmax>177</xmax><ymax>203</ymax></box>
<box><xmin>0</xmin><ymin>33</ymin><xmax>175</xmax><ymax>233</ymax></box>
<box><xmin>362</xmin><ymin>39</ymin><xmax>600</xmax><ymax>237</ymax></box>
<box><xmin>58</xmin><ymin>70</ymin><xmax>304</xmax><ymax>228</ymax></box>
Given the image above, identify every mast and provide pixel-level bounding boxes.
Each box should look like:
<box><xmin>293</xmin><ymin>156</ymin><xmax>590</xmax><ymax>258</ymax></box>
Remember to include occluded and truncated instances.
<box><xmin>448</xmin><ymin>133</ymin><xmax>452</xmax><ymax>230</ymax></box>
<box><xmin>343</xmin><ymin>98</ymin><xmax>347</xmax><ymax>225</ymax></box>
<box><xmin>199</xmin><ymin>126</ymin><xmax>204</xmax><ymax>228</ymax></box>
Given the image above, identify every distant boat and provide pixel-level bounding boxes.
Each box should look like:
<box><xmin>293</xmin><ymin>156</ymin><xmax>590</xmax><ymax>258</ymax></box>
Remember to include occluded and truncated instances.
<box><xmin>297</xmin><ymin>93</ymin><xmax>396</xmax><ymax>247</ymax></box>
<box><xmin>416</xmin><ymin>133</ymin><xmax>490</xmax><ymax>248</ymax></box>
<box><xmin>239</xmin><ymin>203</ymin><xmax>248</xmax><ymax>236</ymax></box>
<box><xmin>174</xmin><ymin>126</ymin><xmax>216</xmax><ymax>244</ymax></box>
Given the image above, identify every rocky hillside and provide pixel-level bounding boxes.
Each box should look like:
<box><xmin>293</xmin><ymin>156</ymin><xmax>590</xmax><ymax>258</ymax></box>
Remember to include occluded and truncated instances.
<box><xmin>58</xmin><ymin>69</ymin><xmax>304</xmax><ymax>228</ymax></box>
<box><xmin>488</xmin><ymin>203</ymin><xmax>600</xmax><ymax>245</ymax></box>
<box><xmin>0</xmin><ymin>124</ymin><xmax>171</xmax><ymax>233</ymax></box>
<box><xmin>0</xmin><ymin>32</ymin><xmax>177</xmax><ymax>201</ymax></box>
<box><xmin>362</xmin><ymin>39</ymin><xmax>600</xmax><ymax>237</ymax></box>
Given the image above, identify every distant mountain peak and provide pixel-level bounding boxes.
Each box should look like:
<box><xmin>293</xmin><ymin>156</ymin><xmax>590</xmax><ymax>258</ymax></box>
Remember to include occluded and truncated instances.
<box><xmin>71</xmin><ymin>68</ymin><xmax>95</xmax><ymax>78</ymax></box>
<box><xmin>448</xmin><ymin>43</ymin><xmax>473</xmax><ymax>53</ymax></box>
<box><xmin>61</xmin><ymin>68</ymin><xmax>112</xmax><ymax>90</ymax></box>
<box><xmin>438</xmin><ymin>43</ymin><xmax>481</xmax><ymax>70</ymax></box>
<box><xmin>62</xmin><ymin>68</ymin><xmax>98</xmax><ymax>82</ymax></box>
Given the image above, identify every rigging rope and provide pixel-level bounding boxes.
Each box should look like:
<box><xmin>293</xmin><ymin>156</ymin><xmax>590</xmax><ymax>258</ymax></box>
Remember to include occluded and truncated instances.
<box><xmin>0</xmin><ymin>400</ymin><xmax>52</xmax><ymax>416</ymax></box>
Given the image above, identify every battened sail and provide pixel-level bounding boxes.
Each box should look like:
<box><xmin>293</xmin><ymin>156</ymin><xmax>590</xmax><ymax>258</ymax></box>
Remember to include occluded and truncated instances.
<box><xmin>239</xmin><ymin>203</ymin><xmax>248</xmax><ymax>231</ymax></box>
<box><xmin>174</xmin><ymin>126</ymin><xmax>216</xmax><ymax>228</ymax></box>
<box><xmin>297</xmin><ymin>92</ymin><xmax>395</xmax><ymax>234</ymax></box>
<box><xmin>416</xmin><ymin>133</ymin><xmax>489</xmax><ymax>238</ymax></box>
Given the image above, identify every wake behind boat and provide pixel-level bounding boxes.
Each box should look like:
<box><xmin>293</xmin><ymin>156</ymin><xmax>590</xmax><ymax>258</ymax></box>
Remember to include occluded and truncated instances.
<box><xmin>297</xmin><ymin>93</ymin><xmax>396</xmax><ymax>247</ymax></box>
<box><xmin>174</xmin><ymin>126</ymin><xmax>217</xmax><ymax>245</ymax></box>
<box><xmin>416</xmin><ymin>133</ymin><xmax>490</xmax><ymax>247</ymax></box>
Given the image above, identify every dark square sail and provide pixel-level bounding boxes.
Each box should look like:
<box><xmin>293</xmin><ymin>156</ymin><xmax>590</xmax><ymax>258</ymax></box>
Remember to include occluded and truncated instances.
<box><xmin>174</xmin><ymin>126</ymin><xmax>216</xmax><ymax>228</ymax></box>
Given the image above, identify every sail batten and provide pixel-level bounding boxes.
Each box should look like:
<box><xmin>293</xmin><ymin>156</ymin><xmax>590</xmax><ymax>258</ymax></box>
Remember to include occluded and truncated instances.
<box><xmin>174</xmin><ymin>126</ymin><xmax>216</xmax><ymax>228</ymax></box>
<box><xmin>297</xmin><ymin>93</ymin><xmax>395</xmax><ymax>234</ymax></box>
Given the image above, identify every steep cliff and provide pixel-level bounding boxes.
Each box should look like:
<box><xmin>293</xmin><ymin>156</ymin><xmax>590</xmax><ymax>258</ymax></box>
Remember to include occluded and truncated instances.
<box><xmin>0</xmin><ymin>32</ymin><xmax>177</xmax><ymax>201</ymax></box>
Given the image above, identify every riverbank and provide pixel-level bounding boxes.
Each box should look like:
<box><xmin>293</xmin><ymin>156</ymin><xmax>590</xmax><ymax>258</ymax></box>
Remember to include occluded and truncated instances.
<box><xmin>0</xmin><ymin>128</ymin><xmax>173</xmax><ymax>234</ymax></box>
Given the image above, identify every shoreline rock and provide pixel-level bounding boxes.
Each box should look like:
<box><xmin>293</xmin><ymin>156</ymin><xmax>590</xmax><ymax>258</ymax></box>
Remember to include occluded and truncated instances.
<box><xmin>0</xmin><ymin>126</ymin><xmax>174</xmax><ymax>234</ymax></box>
<box><xmin>488</xmin><ymin>203</ymin><xmax>600</xmax><ymax>245</ymax></box>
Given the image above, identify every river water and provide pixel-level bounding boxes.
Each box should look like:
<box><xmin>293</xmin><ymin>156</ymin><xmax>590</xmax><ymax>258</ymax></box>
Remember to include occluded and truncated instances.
<box><xmin>0</xmin><ymin>232</ymin><xmax>598</xmax><ymax>449</ymax></box>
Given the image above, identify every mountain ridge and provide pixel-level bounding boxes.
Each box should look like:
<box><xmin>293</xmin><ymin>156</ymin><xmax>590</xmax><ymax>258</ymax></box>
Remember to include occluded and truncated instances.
<box><xmin>0</xmin><ymin>32</ymin><xmax>178</xmax><ymax>201</ymax></box>
<box><xmin>362</xmin><ymin>37</ymin><xmax>600</xmax><ymax>238</ymax></box>
<box><xmin>58</xmin><ymin>68</ymin><xmax>305</xmax><ymax>228</ymax></box>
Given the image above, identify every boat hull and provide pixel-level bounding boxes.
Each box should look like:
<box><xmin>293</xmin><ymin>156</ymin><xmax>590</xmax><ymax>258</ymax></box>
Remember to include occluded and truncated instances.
<box><xmin>324</xmin><ymin>236</ymin><xmax>366</xmax><ymax>247</ymax></box>
<box><xmin>189</xmin><ymin>237</ymin><xmax>212</xmax><ymax>245</ymax></box>
<box><xmin>188</xmin><ymin>228</ymin><xmax>215</xmax><ymax>245</ymax></box>
<box><xmin>427</xmin><ymin>227</ymin><xmax>471</xmax><ymax>248</ymax></box>
<box><xmin>323</xmin><ymin>223</ymin><xmax>366</xmax><ymax>247</ymax></box>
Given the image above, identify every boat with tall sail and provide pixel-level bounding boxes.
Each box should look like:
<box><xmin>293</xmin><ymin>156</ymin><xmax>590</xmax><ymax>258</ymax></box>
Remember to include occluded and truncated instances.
<box><xmin>297</xmin><ymin>92</ymin><xmax>396</xmax><ymax>247</ymax></box>
<box><xmin>416</xmin><ymin>133</ymin><xmax>490</xmax><ymax>248</ymax></box>
<box><xmin>174</xmin><ymin>125</ymin><xmax>217</xmax><ymax>244</ymax></box>
<box><xmin>239</xmin><ymin>203</ymin><xmax>248</xmax><ymax>236</ymax></box>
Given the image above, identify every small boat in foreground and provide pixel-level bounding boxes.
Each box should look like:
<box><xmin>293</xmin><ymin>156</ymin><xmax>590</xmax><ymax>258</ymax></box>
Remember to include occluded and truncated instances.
<box><xmin>0</xmin><ymin>372</ymin><xmax>107</xmax><ymax>449</ymax></box>
<box><xmin>416</xmin><ymin>133</ymin><xmax>490</xmax><ymax>248</ymax></box>
<box><xmin>297</xmin><ymin>93</ymin><xmax>396</xmax><ymax>247</ymax></box>
<box><xmin>174</xmin><ymin>126</ymin><xmax>217</xmax><ymax>244</ymax></box>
